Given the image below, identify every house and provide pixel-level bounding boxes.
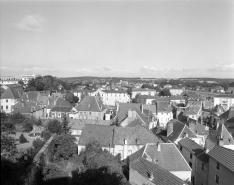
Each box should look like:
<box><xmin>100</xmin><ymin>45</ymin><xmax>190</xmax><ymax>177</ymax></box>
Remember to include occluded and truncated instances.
<box><xmin>78</xmin><ymin>124</ymin><xmax>159</xmax><ymax>160</ymax></box>
<box><xmin>178</xmin><ymin>137</ymin><xmax>205</xmax><ymax>184</ymax></box>
<box><xmin>226</xmin><ymin>87</ymin><xmax>234</xmax><ymax>94</ymax></box>
<box><xmin>207</xmin><ymin>146</ymin><xmax>234</xmax><ymax>185</ymax></box>
<box><xmin>156</xmin><ymin>101</ymin><xmax>173</xmax><ymax>128</ymax></box>
<box><xmin>0</xmin><ymin>87</ymin><xmax>19</xmax><ymax>113</ymax></box>
<box><xmin>21</xmin><ymin>74</ymin><xmax>35</xmax><ymax>84</ymax></box>
<box><xmin>139</xmin><ymin>95</ymin><xmax>156</xmax><ymax>105</ymax></box>
<box><xmin>157</xmin><ymin>119</ymin><xmax>201</xmax><ymax>145</ymax></box>
<box><xmin>195</xmin><ymin>151</ymin><xmax>209</xmax><ymax>185</ymax></box>
<box><xmin>170</xmin><ymin>87</ymin><xmax>184</xmax><ymax>96</ymax></box>
<box><xmin>214</xmin><ymin>94</ymin><xmax>234</xmax><ymax>111</ymax></box>
<box><xmin>183</xmin><ymin>102</ymin><xmax>202</xmax><ymax>121</ymax></box>
<box><xmin>129</xmin><ymin>157</ymin><xmax>186</xmax><ymax>185</ymax></box>
<box><xmin>131</xmin><ymin>88</ymin><xmax>156</xmax><ymax>99</ymax></box>
<box><xmin>128</xmin><ymin>143</ymin><xmax>192</xmax><ymax>181</ymax></box>
<box><xmin>49</xmin><ymin>98</ymin><xmax>73</xmax><ymax>118</ymax></box>
<box><xmin>71</xmin><ymin>96</ymin><xmax>107</xmax><ymax>120</ymax></box>
<box><xmin>0</xmin><ymin>76</ymin><xmax>20</xmax><ymax>85</ymax></box>
<box><xmin>170</xmin><ymin>95</ymin><xmax>186</xmax><ymax>105</ymax></box>
<box><xmin>116</xmin><ymin>102</ymin><xmax>141</xmax><ymax>123</ymax></box>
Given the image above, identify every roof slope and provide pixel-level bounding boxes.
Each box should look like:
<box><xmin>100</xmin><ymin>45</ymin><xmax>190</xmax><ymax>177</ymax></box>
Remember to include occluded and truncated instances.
<box><xmin>79</xmin><ymin>125</ymin><xmax>158</xmax><ymax>147</ymax></box>
<box><xmin>55</xmin><ymin>98</ymin><xmax>72</xmax><ymax>107</ymax></box>
<box><xmin>130</xmin><ymin>157</ymin><xmax>185</xmax><ymax>185</ymax></box>
<box><xmin>1</xmin><ymin>87</ymin><xmax>19</xmax><ymax>99</ymax></box>
<box><xmin>129</xmin><ymin>143</ymin><xmax>191</xmax><ymax>172</ymax></box>
<box><xmin>208</xmin><ymin>146</ymin><xmax>234</xmax><ymax>172</ymax></box>
<box><xmin>75</xmin><ymin>96</ymin><xmax>105</xmax><ymax>112</ymax></box>
<box><xmin>27</xmin><ymin>91</ymin><xmax>38</xmax><ymax>101</ymax></box>
<box><xmin>117</xmin><ymin>103</ymin><xmax>141</xmax><ymax>122</ymax></box>
<box><xmin>224</xmin><ymin>117</ymin><xmax>234</xmax><ymax>137</ymax></box>
<box><xmin>178</xmin><ymin>137</ymin><xmax>204</xmax><ymax>156</ymax></box>
<box><xmin>219</xmin><ymin>107</ymin><xmax>234</xmax><ymax>122</ymax></box>
<box><xmin>156</xmin><ymin>102</ymin><xmax>172</xmax><ymax>113</ymax></box>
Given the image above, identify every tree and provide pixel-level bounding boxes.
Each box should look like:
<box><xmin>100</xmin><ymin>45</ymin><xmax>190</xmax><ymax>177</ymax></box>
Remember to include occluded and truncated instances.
<box><xmin>49</xmin><ymin>134</ymin><xmax>77</xmax><ymax>161</ymax></box>
<box><xmin>43</xmin><ymin>163</ymin><xmax>69</xmax><ymax>182</ymax></box>
<box><xmin>41</xmin><ymin>130</ymin><xmax>52</xmax><ymax>141</ymax></box>
<box><xmin>73</xmin><ymin>96</ymin><xmax>79</xmax><ymax>103</ymax></box>
<box><xmin>23</xmin><ymin>120</ymin><xmax>33</xmax><ymax>132</ymax></box>
<box><xmin>35</xmin><ymin>118</ymin><xmax>42</xmax><ymax>127</ymax></box>
<box><xmin>61</xmin><ymin>115</ymin><xmax>71</xmax><ymax>134</ymax></box>
<box><xmin>1</xmin><ymin>135</ymin><xmax>17</xmax><ymax>160</ymax></box>
<box><xmin>18</xmin><ymin>80</ymin><xmax>24</xmax><ymax>85</ymax></box>
<box><xmin>19</xmin><ymin>134</ymin><xmax>28</xmax><ymax>143</ymax></box>
<box><xmin>159</xmin><ymin>88</ymin><xmax>171</xmax><ymax>96</ymax></box>
<box><xmin>47</xmin><ymin>119</ymin><xmax>61</xmax><ymax>134</ymax></box>
<box><xmin>33</xmin><ymin>138</ymin><xmax>45</xmax><ymax>151</ymax></box>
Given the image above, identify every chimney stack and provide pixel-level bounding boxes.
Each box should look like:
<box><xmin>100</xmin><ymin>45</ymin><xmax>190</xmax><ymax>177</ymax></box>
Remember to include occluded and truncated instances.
<box><xmin>167</xmin><ymin>120</ymin><xmax>173</xmax><ymax>137</ymax></box>
<box><xmin>157</xmin><ymin>141</ymin><xmax>161</xmax><ymax>151</ymax></box>
<box><xmin>148</xmin><ymin>172</ymin><xmax>154</xmax><ymax>181</ymax></box>
<box><xmin>218</xmin><ymin>138</ymin><xmax>224</xmax><ymax>146</ymax></box>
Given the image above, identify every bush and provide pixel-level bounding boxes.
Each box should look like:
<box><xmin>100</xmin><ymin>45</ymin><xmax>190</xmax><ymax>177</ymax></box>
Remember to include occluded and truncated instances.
<box><xmin>33</xmin><ymin>138</ymin><xmax>45</xmax><ymax>151</ymax></box>
<box><xmin>47</xmin><ymin>120</ymin><xmax>61</xmax><ymax>134</ymax></box>
<box><xmin>35</xmin><ymin>119</ymin><xmax>42</xmax><ymax>127</ymax></box>
<box><xmin>23</xmin><ymin>121</ymin><xmax>33</xmax><ymax>133</ymax></box>
<box><xmin>19</xmin><ymin>134</ymin><xmax>28</xmax><ymax>143</ymax></box>
<box><xmin>41</xmin><ymin>130</ymin><xmax>52</xmax><ymax>141</ymax></box>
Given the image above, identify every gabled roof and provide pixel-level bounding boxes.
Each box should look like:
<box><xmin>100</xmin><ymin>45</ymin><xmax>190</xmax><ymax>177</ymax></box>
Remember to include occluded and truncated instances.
<box><xmin>78</xmin><ymin>125</ymin><xmax>158</xmax><ymax>147</ymax></box>
<box><xmin>12</xmin><ymin>101</ymin><xmax>37</xmax><ymax>114</ymax></box>
<box><xmin>117</xmin><ymin>103</ymin><xmax>141</xmax><ymax>122</ymax></box>
<box><xmin>50</xmin><ymin>106</ymin><xmax>73</xmax><ymax>112</ymax></box>
<box><xmin>207</xmin><ymin>146</ymin><xmax>234</xmax><ymax>172</ymax></box>
<box><xmin>55</xmin><ymin>98</ymin><xmax>72</xmax><ymax>107</ymax></box>
<box><xmin>178</xmin><ymin>137</ymin><xmax>204</xmax><ymax>156</ymax></box>
<box><xmin>129</xmin><ymin>143</ymin><xmax>191</xmax><ymax>172</ymax></box>
<box><xmin>75</xmin><ymin>96</ymin><xmax>105</xmax><ymax>112</ymax></box>
<box><xmin>130</xmin><ymin>157</ymin><xmax>185</xmax><ymax>185</ymax></box>
<box><xmin>158</xmin><ymin>120</ymin><xmax>198</xmax><ymax>143</ymax></box>
<box><xmin>0</xmin><ymin>87</ymin><xmax>19</xmax><ymax>99</ymax></box>
<box><xmin>219</xmin><ymin>107</ymin><xmax>234</xmax><ymax>122</ymax></box>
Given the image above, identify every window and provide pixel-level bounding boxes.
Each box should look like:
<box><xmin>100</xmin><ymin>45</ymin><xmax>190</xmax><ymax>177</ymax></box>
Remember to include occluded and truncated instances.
<box><xmin>190</xmin><ymin>153</ymin><xmax>193</xmax><ymax>159</ymax></box>
<box><xmin>215</xmin><ymin>175</ymin><xmax>219</xmax><ymax>184</ymax></box>
<box><xmin>189</xmin><ymin>162</ymin><xmax>192</xmax><ymax>168</ymax></box>
<box><xmin>6</xmin><ymin>99</ymin><xmax>8</xmax><ymax>103</ymax></box>
<box><xmin>180</xmin><ymin>146</ymin><xmax>182</xmax><ymax>151</ymax></box>
<box><xmin>1</xmin><ymin>106</ymin><xmax>3</xmax><ymax>110</ymax></box>
<box><xmin>201</xmin><ymin>163</ymin><xmax>204</xmax><ymax>171</ymax></box>
<box><xmin>216</xmin><ymin>162</ymin><xmax>220</xmax><ymax>170</ymax></box>
<box><xmin>89</xmin><ymin>112</ymin><xmax>91</xmax><ymax>115</ymax></box>
<box><xmin>6</xmin><ymin>105</ymin><xmax>8</xmax><ymax>109</ymax></box>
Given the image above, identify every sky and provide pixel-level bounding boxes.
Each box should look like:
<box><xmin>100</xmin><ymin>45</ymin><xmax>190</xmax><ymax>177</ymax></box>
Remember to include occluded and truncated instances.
<box><xmin>0</xmin><ymin>0</ymin><xmax>234</xmax><ymax>78</ymax></box>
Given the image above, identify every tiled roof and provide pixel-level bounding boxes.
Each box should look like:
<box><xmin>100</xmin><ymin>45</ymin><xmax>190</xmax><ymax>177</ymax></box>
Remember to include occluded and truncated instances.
<box><xmin>132</xmin><ymin>88</ymin><xmax>155</xmax><ymax>92</ymax></box>
<box><xmin>219</xmin><ymin>107</ymin><xmax>234</xmax><ymax>122</ymax></box>
<box><xmin>130</xmin><ymin>158</ymin><xmax>185</xmax><ymax>185</ymax></box>
<box><xmin>129</xmin><ymin>143</ymin><xmax>191</xmax><ymax>172</ymax></box>
<box><xmin>0</xmin><ymin>87</ymin><xmax>19</xmax><ymax>99</ymax></box>
<box><xmin>142</xmin><ymin>104</ymin><xmax>156</xmax><ymax>114</ymax></box>
<box><xmin>50</xmin><ymin>107</ymin><xmax>73</xmax><ymax>112</ymax></box>
<box><xmin>37</xmin><ymin>95</ymin><xmax>49</xmax><ymax>105</ymax></box>
<box><xmin>103</xmin><ymin>90</ymin><xmax>127</xmax><ymax>94</ymax></box>
<box><xmin>27</xmin><ymin>91</ymin><xmax>38</xmax><ymax>101</ymax></box>
<box><xmin>178</xmin><ymin>137</ymin><xmax>204</xmax><ymax>156</ymax></box>
<box><xmin>170</xmin><ymin>96</ymin><xmax>185</xmax><ymax>101</ymax></box>
<box><xmin>156</xmin><ymin>102</ymin><xmax>172</xmax><ymax>113</ymax></box>
<box><xmin>75</xmin><ymin>96</ymin><xmax>105</xmax><ymax>112</ymax></box>
<box><xmin>117</xmin><ymin>103</ymin><xmax>141</xmax><ymax>122</ymax></box>
<box><xmin>214</xmin><ymin>94</ymin><xmax>234</xmax><ymax>98</ymax></box>
<box><xmin>79</xmin><ymin>125</ymin><xmax>158</xmax><ymax>147</ymax></box>
<box><xmin>55</xmin><ymin>98</ymin><xmax>72</xmax><ymax>107</ymax></box>
<box><xmin>208</xmin><ymin>146</ymin><xmax>234</xmax><ymax>172</ymax></box>
<box><xmin>12</xmin><ymin>101</ymin><xmax>37</xmax><ymax>114</ymax></box>
<box><xmin>133</xmin><ymin>108</ymin><xmax>150</xmax><ymax>126</ymax></box>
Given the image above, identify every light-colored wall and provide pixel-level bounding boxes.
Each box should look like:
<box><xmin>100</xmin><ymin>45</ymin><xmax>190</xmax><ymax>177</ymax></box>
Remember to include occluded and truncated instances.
<box><xmin>0</xmin><ymin>98</ymin><xmax>18</xmax><ymax>113</ymax></box>
<box><xmin>214</xmin><ymin>97</ymin><xmax>234</xmax><ymax>110</ymax></box>
<box><xmin>157</xmin><ymin>112</ymin><xmax>173</xmax><ymax>128</ymax></box>
<box><xmin>170</xmin><ymin>89</ymin><xmax>183</xmax><ymax>96</ymax></box>
<box><xmin>208</xmin><ymin>157</ymin><xmax>234</xmax><ymax>185</ymax></box>
<box><xmin>170</xmin><ymin>171</ymin><xmax>191</xmax><ymax>182</ymax></box>
<box><xmin>131</xmin><ymin>91</ymin><xmax>156</xmax><ymax>99</ymax></box>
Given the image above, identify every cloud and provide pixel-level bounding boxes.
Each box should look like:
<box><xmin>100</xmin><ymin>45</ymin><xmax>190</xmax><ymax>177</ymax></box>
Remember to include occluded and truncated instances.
<box><xmin>205</xmin><ymin>62</ymin><xmax>234</xmax><ymax>73</ymax></box>
<box><xmin>103</xmin><ymin>67</ymin><xmax>113</xmax><ymax>71</ymax></box>
<box><xmin>12</xmin><ymin>14</ymin><xmax>46</xmax><ymax>31</ymax></box>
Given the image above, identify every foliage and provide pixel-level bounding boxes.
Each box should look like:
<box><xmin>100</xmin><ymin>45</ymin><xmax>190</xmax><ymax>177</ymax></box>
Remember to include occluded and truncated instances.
<box><xmin>159</xmin><ymin>88</ymin><xmax>171</xmax><ymax>96</ymax></box>
<box><xmin>49</xmin><ymin>134</ymin><xmax>77</xmax><ymax>161</ymax></box>
<box><xmin>19</xmin><ymin>133</ymin><xmax>28</xmax><ymax>143</ymax></box>
<box><xmin>1</xmin><ymin>135</ymin><xmax>17</xmax><ymax>160</ymax></box>
<box><xmin>126</xmin><ymin>88</ymin><xmax>132</xmax><ymax>97</ymax></box>
<box><xmin>61</xmin><ymin>115</ymin><xmax>71</xmax><ymax>134</ymax></box>
<box><xmin>73</xmin><ymin>96</ymin><xmax>79</xmax><ymax>103</ymax></box>
<box><xmin>23</xmin><ymin>120</ymin><xmax>33</xmax><ymax>132</ymax></box>
<box><xmin>132</xmin><ymin>93</ymin><xmax>145</xmax><ymax>104</ymax></box>
<box><xmin>65</xmin><ymin>92</ymin><xmax>79</xmax><ymax>106</ymax></box>
<box><xmin>35</xmin><ymin>118</ymin><xmax>42</xmax><ymax>127</ymax></box>
<box><xmin>9</xmin><ymin>112</ymin><xmax>26</xmax><ymax>124</ymax></box>
<box><xmin>41</xmin><ymin>130</ymin><xmax>52</xmax><ymax>141</ymax></box>
<box><xmin>47</xmin><ymin>119</ymin><xmax>61</xmax><ymax>134</ymax></box>
<box><xmin>18</xmin><ymin>80</ymin><xmax>24</xmax><ymax>85</ymax></box>
<box><xmin>33</xmin><ymin>138</ymin><xmax>45</xmax><ymax>151</ymax></box>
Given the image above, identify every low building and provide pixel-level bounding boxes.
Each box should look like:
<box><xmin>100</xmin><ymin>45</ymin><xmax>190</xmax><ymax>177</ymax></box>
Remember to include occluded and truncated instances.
<box><xmin>78</xmin><ymin>124</ymin><xmax>159</xmax><ymax>160</ymax></box>
<box><xmin>0</xmin><ymin>76</ymin><xmax>20</xmax><ymax>85</ymax></box>
<box><xmin>156</xmin><ymin>101</ymin><xmax>173</xmax><ymax>128</ymax></box>
<box><xmin>129</xmin><ymin>157</ymin><xmax>186</xmax><ymax>185</ymax></box>
<box><xmin>21</xmin><ymin>74</ymin><xmax>36</xmax><ymax>84</ymax></box>
<box><xmin>128</xmin><ymin>143</ymin><xmax>192</xmax><ymax>181</ymax></box>
<box><xmin>49</xmin><ymin>98</ymin><xmax>73</xmax><ymax>118</ymax></box>
<box><xmin>0</xmin><ymin>87</ymin><xmax>19</xmax><ymax>113</ymax></box>
<box><xmin>170</xmin><ymin>87</ymin><xmax>184</xmax><ymax>96</ymax></box>
<box><xmin>207</xmin><ymin>146</ymin><xmax>234</xmax><ymax>185</ymax></box>
<box><xmin>214</xmin><ymin>94</ymin><xmax>234</xmax><ymax>111</ymax></box>
<box><xmin>131</xmin><ymin>88</ymin><xmax>156</xmax><ymax>99</ymax></box>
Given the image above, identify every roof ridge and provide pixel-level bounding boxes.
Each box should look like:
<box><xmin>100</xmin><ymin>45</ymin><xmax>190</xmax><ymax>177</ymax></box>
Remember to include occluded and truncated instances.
<box><xmin>95</xmin><ymin>96</ymin><xmax>101</xmax><ymax>111</ymax></box>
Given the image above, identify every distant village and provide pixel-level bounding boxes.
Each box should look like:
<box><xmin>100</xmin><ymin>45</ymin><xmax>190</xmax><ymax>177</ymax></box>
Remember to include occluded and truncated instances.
<box><xmin>1</xmin><ymin>74</ymin><xmax>234</xmax><ymax>185</ymax></box>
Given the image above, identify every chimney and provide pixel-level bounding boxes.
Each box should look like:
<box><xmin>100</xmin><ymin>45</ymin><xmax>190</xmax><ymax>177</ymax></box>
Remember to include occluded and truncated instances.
<box><xmin>189</xmin><ymin>121</ymin><xmax>196</xmax><ymax>133</ymax></box>
<box><xmin>167</xmin><ymin>120</ymin><xmax>173</xmax><ymax>137</ymax></box>
<box><xmin>124</xmin><ymin>138</ymin><xmax>127</xmax><ymax>145</ymax></box>
<box><xmin>218</xmin><ymin>138</ymin><xmax>224</xmax><ymax>146</ymax></box>
<box><xmin>148</xmin><ymin>172</ymin><xmax>154</xmax><ymax>181</ymax></box>
<box><xmin>205</xmin><ymin>148</ymin><xmax>209</xmax><ymax>154</ymax></box>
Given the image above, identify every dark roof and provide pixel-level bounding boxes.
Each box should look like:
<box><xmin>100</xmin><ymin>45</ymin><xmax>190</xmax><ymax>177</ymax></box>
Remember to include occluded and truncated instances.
<box><xmin>0</xmin><ymin>87</ymin><xmax>19</xmax><ymax>99</ymax></box>
<box><xmin>117</xmin><ymin>103</ymin><xmax>141</xmax><ymax>122</ymax></box>
<box><xmin>79</xmin><ymin>125</ymin><xmax>158</xmax><ymax>147</ymax></box>
<box><xmin>219</xmin><ymin>107</ymin><xmax>234</xmax><ymax>122</ymax></box>
<box><xmin>208</xmin><ymin>146</ymin><xmax>234</xmax><ymax>172</ymax></box>
<box><xmin>178</xmin><ymin>137</ymin><xmax>204</xmax><ymax>156</ymax></box>
<box><xmin>129</xmin><ymin>143</ymin><xmax>191</xmax><ymax>172</ymax></box>
<box><xmin>156</xmin><ymin>102</ymin><xmax>172</xmax><ymax>113</ymax></box>
<box><xmin>130</xmin><ymin>157</ymin><xmax>185</xmax><ymax>185</ymax></box>
<box><xmin>214</xmin><ymin>94</ymin><xmax>234</xmax><ymax>98</ymax></box>
<box><xmin>197</xmin><ymin>152</ymin><xmax>209</xmax><ymax>164</ymax></box>
<box><xmin>158</xmin><ymin>120</ymin><xmax>197</xmax><ymax>142</ymax></box>
<box><xmin>75</xmin><ymin>96</ymin><xmax>105</xmax><ymax>112</ymax></box>
<box><xmin>50</xmin><ymin>107</ymin><xmax>73</xmax><ymax>112</ymax></box>
<box><xmin>55</xmin><ymin>98</ymin><xmax>72</xmax><ymax>107</ymax></box>
<box><xmin>133</xmin><ymin>108</ymin><xmax>150</xmax><ymax>126</ymax></box>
